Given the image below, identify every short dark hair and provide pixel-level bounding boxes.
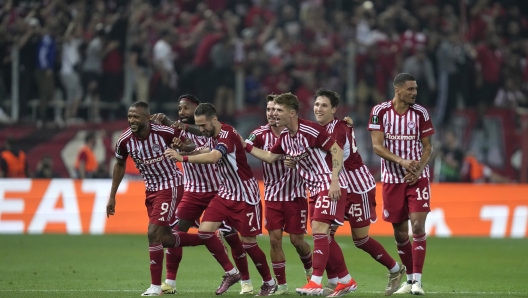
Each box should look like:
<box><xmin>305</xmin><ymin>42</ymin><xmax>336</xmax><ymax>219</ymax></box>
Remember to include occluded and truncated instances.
<box><xmin>274</xmin><ymin>93</ymin><xmax>299</xmax><ymax>112</ymax></box>
<box><xmin>194</xmin><ymin>103</ymin><xmax>217</xmax><ymax>119</ymax></box>
<box><xmin>393</xmin><ymin>73</ymin><xmax>416</xmax><ymax>87</ymax></box>
<box><xmin>266</xmin><ymin>94</ymin><xmax>277</xmax><ymax>102</ymax></box>
<box><xmin>178</xmin><ymin>94</ymin><xmax>200</xmax><ymax>105</ymax></box>
<box><xmin>315</xmin><ymin>88</ymin><xmax>340</xmax><ymax>108</ymax></box>
<box><xmin>85</xmin><ymin>131</ymin><xmax>96</xmax><ymax>143</ymax></box>
<box><xmin>130</xmin><ymin>101</ymin><xmax>150</xmax><ymax>115</ymax></box>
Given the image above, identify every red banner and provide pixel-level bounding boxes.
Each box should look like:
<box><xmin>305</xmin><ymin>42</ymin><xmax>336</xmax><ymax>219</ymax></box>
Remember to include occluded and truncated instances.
<box><xmin>0</xmin><ymin>180</ymin><xmax>527</xmax><ymax>238</ymax></box>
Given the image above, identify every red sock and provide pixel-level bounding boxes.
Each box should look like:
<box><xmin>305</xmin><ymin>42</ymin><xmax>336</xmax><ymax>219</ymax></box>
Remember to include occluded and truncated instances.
<box><xmin>396</xmin><ymin>236</ymin><xmax>413</xmax><ymax>274</ymax></box>
<box><xmin>312</xmin><ymin>233</ymin><xmax>329</xmax><ymax>277</ymax></box>
<box><xmin>199</xmin><ymin>231</ymin><xmax>234</xmax><ymax>272</ymax></box>
<box><xmin>354</xmin><ymin>236</ymin><xmax>396</xmax><ymax>270</ymax></box>
<box><xmin>243</xmin><ymin>242</ymin><xmax>272</xmax><ymax>281</ymax></box>
<box><xmin>299</xmin><ymin>252</ymin><xmax>312</xmax><ymax>270</ymax></box>
<box><xmin>272</xmin><ymin>262</ymin><xmax>286</xmax><ymax>284</ymax></box>
<box><xmin>325</xmin><ymin>232</ymin><xmax>337</xmax><ymax>280</ymax></box>
<box><xmin>224</xmin><ymin>233</ymin><xmax>250</xmax><ymax>280</ymax></box>
<box><xmin>174</xmin><ymin>232</ymin><xmax>203</xmax><ymax>247</ymax></box>
<box><xmin>412</xmin><ymin>234</ymin><xmax>427</xmax><ymax>274</ymax></box>
<box><xmin>149</xmin><ymin>243</ymin><xmax>164</xmax><ymax>285</ymax></box>
<box><xmin>328</xmin><ymin>236</ymin><xmax>348</xmax><ymax>278</ymax></box>
<box><xmin>165</xmin><ymin>247</ymin><xmax>182</xmax><ymax>280</ymax></box>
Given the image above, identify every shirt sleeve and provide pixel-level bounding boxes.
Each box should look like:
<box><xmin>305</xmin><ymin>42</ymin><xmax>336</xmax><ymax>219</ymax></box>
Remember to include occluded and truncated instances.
<box><xmin>214</xmin><ymin>131</ymin><xmax>236</xmax><ymax>157</ymax></box>
<box><xmin>368</xmin><ymin>106</ymin><xmax>384</xmax><ymax>131</ymax></box>
<box><xmin>115</xmin><ymin>141</ymin><xmax>128</xmax><ymax>160</ymax></box>
<box><xmin>419</xmin><ymin>109</ymin><xmax>435</xmax><ymax>138</ymax></box>
<box><xmin>332</xmin><ymin>122</ymin><xmax>348</xmax><ymax>149</ymax></box>
<box><xmin>246</xmin><ymin>130</ymin><xmax>262</xmax><ymax>148</ymax></box>
<box><xmin>316</xmin><ymin>128</ymin><xmax>336</xmax><ymax>152</ymax></box>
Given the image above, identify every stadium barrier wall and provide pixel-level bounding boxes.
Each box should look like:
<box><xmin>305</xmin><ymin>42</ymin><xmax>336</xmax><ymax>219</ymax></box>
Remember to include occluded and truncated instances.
<box><xmin>0</xmin><ymin>179</ymin><xmax>527</xmax><ymax>238</ymax></box>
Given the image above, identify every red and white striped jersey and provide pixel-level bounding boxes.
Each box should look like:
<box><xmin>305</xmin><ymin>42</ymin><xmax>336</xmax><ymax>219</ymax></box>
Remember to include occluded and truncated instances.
<box><xmin>209</xmin><ymin>123</ymin><xmax>260</xmax><ymax>205</ymax></box>
<box><xmin>246</xmin><ymin>124</ymin><xmax>306</xmax><ymax>201</ymax></box>
<box><xmin>179</xmin><ymin>131</ymin><xmax>220</xmax><ymax>193</ymax></box>
<box><xmin>270</xmin><ymin>118</ymin><xmax>344</xmax><ymax>196</ymax></box>
<box><xmin>115</xmin><ymin>123</ymin><xmax>184</xmax><ymax>192</ymax></box>
<box><xmin>325</xmin><ymin>119</ymin><xmax>376</xmax><ymax>194</ymax></box>
<box><xmin>368</xmin><ymin>101</ymin><xmax>435</xmax><ymax>183</ymax></box>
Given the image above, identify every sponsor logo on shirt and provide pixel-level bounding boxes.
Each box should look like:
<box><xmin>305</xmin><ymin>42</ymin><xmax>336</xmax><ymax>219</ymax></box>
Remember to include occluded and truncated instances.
<box><xmin>385</xmin><ymin>134</ymin><xmax>416</xmax><ymax>140</ymax></box>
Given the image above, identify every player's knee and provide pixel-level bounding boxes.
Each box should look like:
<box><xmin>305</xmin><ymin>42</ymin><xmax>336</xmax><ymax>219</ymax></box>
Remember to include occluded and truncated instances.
<box><xmin>411</xmin><ymin>222</ymin><xmax>426</xmax><ymax>235</ymax></box>
<box><xmin>269</xmin><ymin>237</ymin><xmax>283</xmax><ymax>250</ymax></box>
<box><xmin>289</xmin><ymin>234</ymin><xmax>304</xmax><ymax>248</ymax></box>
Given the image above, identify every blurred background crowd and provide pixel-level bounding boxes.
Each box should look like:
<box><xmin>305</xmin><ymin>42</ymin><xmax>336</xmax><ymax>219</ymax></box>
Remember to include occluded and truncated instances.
<box><xmin>0</xmin><ymin>0</ymin><xmax>527</xmax><ymax>183</ymax></box>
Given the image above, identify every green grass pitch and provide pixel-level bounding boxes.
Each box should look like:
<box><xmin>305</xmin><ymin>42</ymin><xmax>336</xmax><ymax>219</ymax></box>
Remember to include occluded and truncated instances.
<box><xmin>1</xmin><ymin>235</ymin><xmax>527</xmax><ymax>297</ymax></box>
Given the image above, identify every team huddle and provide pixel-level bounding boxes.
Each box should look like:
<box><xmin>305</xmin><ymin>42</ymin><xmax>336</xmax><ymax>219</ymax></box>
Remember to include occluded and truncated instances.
<box><xmin>106</xmin><ymin>73</ymin><xmax>434</xmax><ymax>297</ymax></box>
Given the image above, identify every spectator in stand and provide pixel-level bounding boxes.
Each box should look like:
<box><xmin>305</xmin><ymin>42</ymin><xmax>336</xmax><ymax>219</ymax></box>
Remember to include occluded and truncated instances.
<box><xmin>402</xmin><ymin>45</ymin><xmax>436</xmax><ymax>108</ymax></box>
<box><xmin>128</xmin><ymin>31</ymin><xmax>151</xmax><ymax>103</ymax></box>
<box><xmin>211</xmin><ymin>32</ymin><xmax>235</xmax><ymax>120</ymax></box>
<box><xmin>82</xmin><ymin>24</ymin><xmax>105</xmax><ymax>123</ymax></box>
<box><xmin>34</xmin><ymin>23</ymin><xmax>57</xmax><ymax>128</ymax></box>
<box><xmin>34</xmin><ymin>155</ymin><xmax>59</xmax><ymax>178</ymax></box>
<box><xmin>152</xmin><ymin>29</ymin><xmax>177</xmax><ymax>105</ymax></box>
<box><xmin>475</xmin><ymin>34</ymin><xmax>503</xmax><ymax>108</ymax></box>
<box><xmin>0</xmin><ymin>138</ymin><xmax>29</xmax><ymax>178</ymax></box>
<box><xmin>438</xmin><ymin>129</ymin><xmax>465</xmax><ymax>182</ymax></box>
<box><xmin>60</xmin><ymin>21</ymin><xmax>84</xmax><ymax>125</ymax></box>
<box><xmin>461</xmin><ymin>152</ymin><xmax>514</xmax><ymax>183</ymax></box>
<box><xmin>75</xmin><ymin>131</ymin><xmax>98</xmax><ymax>179</ymax></box>
<box><xmin>16</xmin><ymin>18</ymin><xmax>41</xmax><ymax>119</ymax></box>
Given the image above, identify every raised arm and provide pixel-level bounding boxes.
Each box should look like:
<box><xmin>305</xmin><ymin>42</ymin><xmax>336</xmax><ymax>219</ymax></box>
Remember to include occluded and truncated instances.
<box><xmin>106</xmin><ymin>157</ymin><xmax>126</xmax><ymax>218</ymax></box>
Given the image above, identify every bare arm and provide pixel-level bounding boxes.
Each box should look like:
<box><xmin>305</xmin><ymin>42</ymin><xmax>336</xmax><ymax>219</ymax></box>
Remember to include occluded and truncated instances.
<box><xmin>405</xmin><ymin>135</ymin><xmax>434</xmax><ymax>185</ymax></box>
<box><xmin>371</xmin><ymin>130</ymin><xmax>403</xmax><ymax>164</ymax></box>
<box><xmin>180</xmin><ymin>147</ymin><xmax>211</xmax><ymax>156</ymax></box>
<box><xmin>246</xmin><ymin>145</ymin><xmax>282</xmax><ymax>164</ymax></box>
<box><xmin>165</xmin><ymin>148</ymin><xmax>223</xmax><ymax>164</ymax></box>
<box><xmin>371</xmin><ymin>130</ymin><xmax>420</xmax><ymax>177</ymax></box>
<box><xmin>106</xmin><ymin>158</ymin><xmax>126</xmax><ymax>217</ymax></box>
<box><xmin>172</xmin><ymin>122</ymin><xmax>203</xmax><ymax>136</ymax></box>
<box><xmin>172</xmin><ymin>137</ymin><xmax>195</xmax><ymax>152</ymax></box>
<box><xmin>328</xmin><ymin>142</ymin><xmax>343</xmax><ymax>200</ymax></box>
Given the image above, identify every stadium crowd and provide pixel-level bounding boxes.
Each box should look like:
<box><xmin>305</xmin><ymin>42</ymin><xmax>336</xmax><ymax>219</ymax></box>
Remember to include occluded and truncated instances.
<box><xmin>0</xmin><ymin>0</ymin><xmax>527</xmax><ymax>182</ymax></box>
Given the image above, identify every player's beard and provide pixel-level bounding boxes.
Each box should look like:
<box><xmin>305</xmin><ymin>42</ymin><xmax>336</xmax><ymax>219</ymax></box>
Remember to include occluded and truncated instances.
<box><xmin>180</xmin><ymin>116</ymin><xmax>195</xmax><ymax>124</ymax></box>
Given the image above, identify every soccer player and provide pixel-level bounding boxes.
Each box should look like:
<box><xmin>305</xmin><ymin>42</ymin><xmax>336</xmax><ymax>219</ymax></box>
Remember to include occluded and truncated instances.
<box><xmin>313</xmin><ymin>88</ymin><xmax>406</xmax><ymax>296</ymax></box>
<box><xmin>107</xmin><ymin>101</ymin><xmax>193</xmax><ymax>296</ymax></box>
<box><xmin>368</xmin><ymin>73</ymin><xmax>434</xmax><ymax>295</ymax></box>
<box><xmin>164</xmin><ymin>103</ymin><xmax>278</xmax><ymax>296</ymax></box>
<box><xmin>152</xmin><ymin>94</ymin><xmax>252</xmax><ymax>295</ymax></box>
<box><xmin>245</xmin><ymin>94</ymin><xmax>313</xmax><ymax>294</ymax></box>
<box><xmin>242</xmin><ymin>93</ymin><xmax>356</xmax><ymax>297</ymax></box>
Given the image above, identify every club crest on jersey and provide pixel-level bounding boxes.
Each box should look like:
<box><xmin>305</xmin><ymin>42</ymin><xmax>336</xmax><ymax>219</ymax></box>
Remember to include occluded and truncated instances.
<box><xmin>152</xmin><ymin>144</ymin><xmax>162</xmax><ymax>152</ymax></box>
<box><xmin>371</xmin><ymin>115</ymin><xmax>379</xmax><ymax>124</ymax></box>
<box><xmin>407</xmin><ymin>121</ymin><xmax>416</xmax><ymax>129</ymax></box>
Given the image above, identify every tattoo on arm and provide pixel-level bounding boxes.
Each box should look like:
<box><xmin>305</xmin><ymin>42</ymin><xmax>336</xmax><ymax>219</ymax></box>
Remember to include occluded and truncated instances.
<box><xmin>332</xmin><ymin>147</ymin><xmax>337</xmax><ymax>154</ymax></box>
<box><xmin>332</xmin><ymin>159</ymin><xmax>339</xmax><ymax>168</ymax></box>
